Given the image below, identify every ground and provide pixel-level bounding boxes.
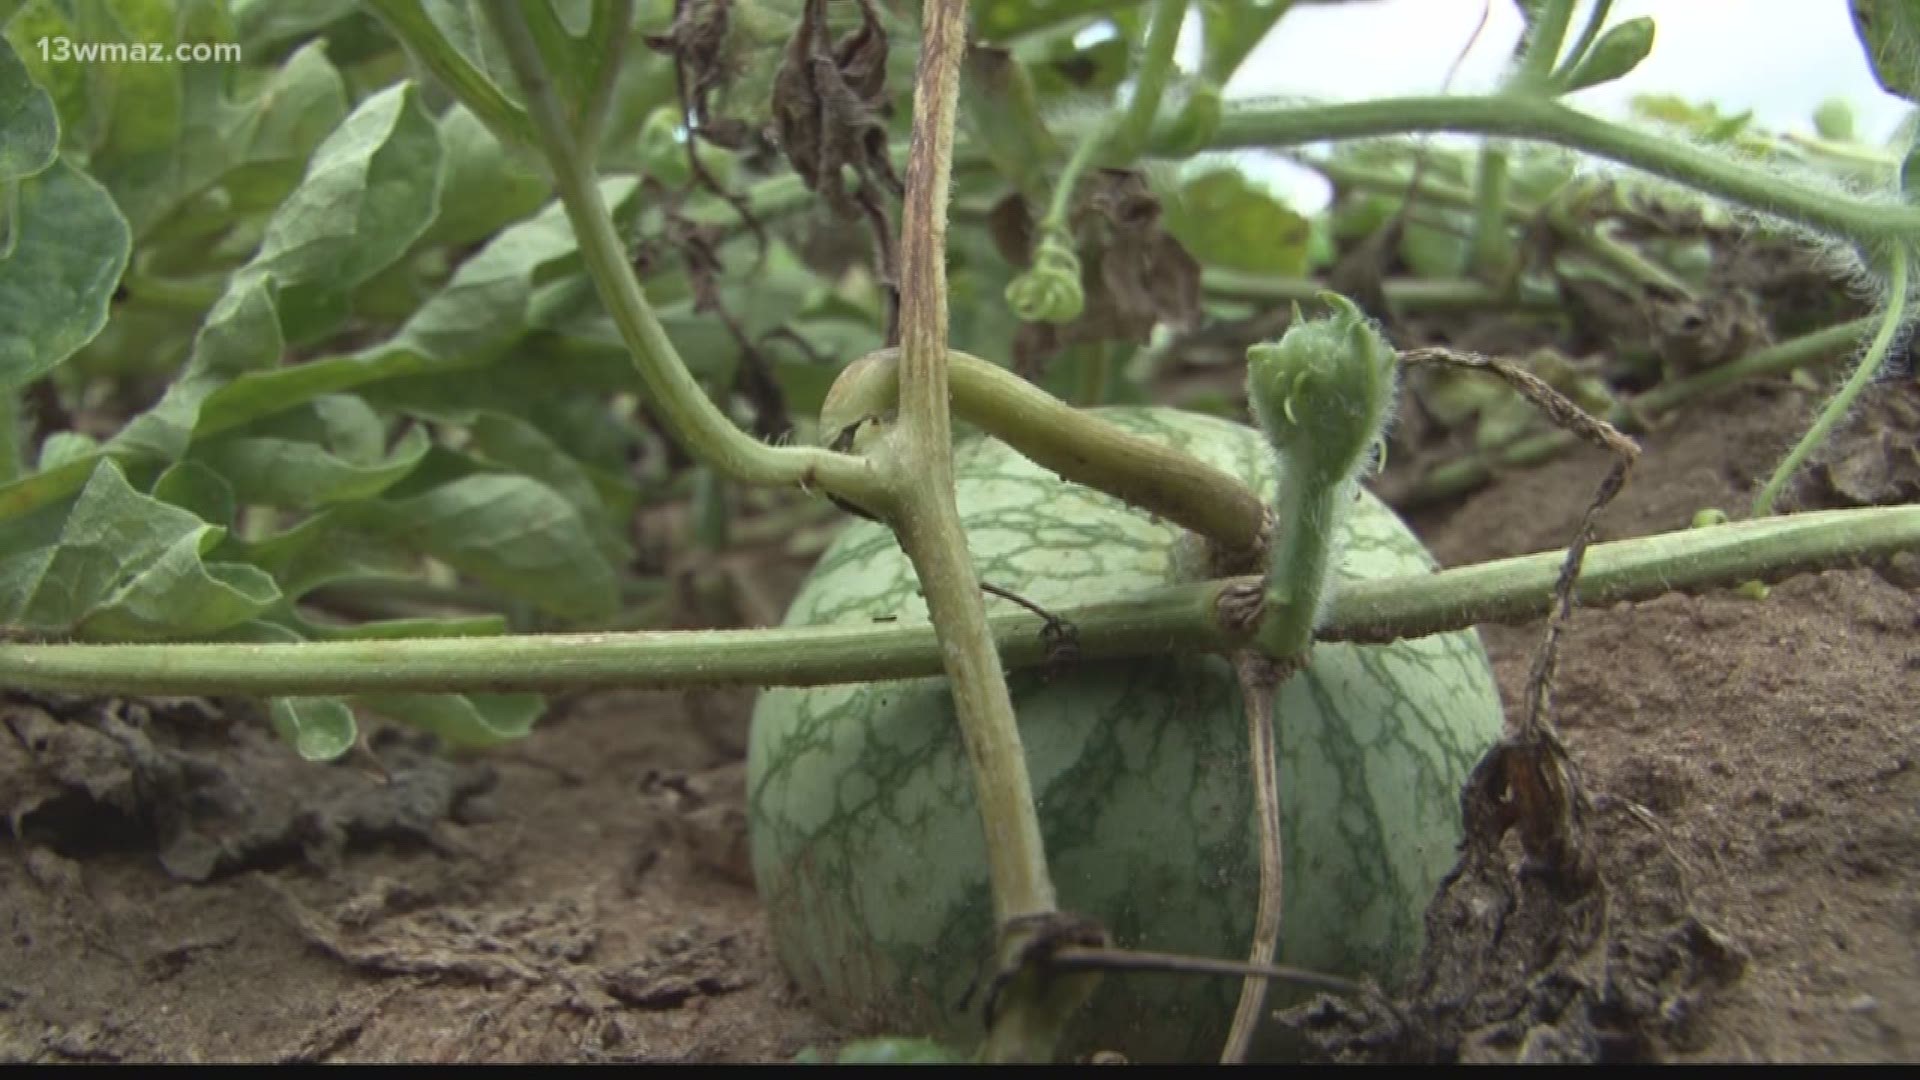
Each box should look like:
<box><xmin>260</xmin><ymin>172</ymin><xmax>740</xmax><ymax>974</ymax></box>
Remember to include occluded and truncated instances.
<box><xmin>1</xmin><ymin>377</ymin><xmax>1914</xmax><ymax>1062</ymax></box>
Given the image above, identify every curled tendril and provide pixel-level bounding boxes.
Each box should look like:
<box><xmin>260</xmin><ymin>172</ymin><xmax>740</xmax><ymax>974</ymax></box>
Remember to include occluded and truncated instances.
<box><xmin>1005</xmin><ymin>226</ymin><xmax>1085</xmax><ymax>324</ymax></box>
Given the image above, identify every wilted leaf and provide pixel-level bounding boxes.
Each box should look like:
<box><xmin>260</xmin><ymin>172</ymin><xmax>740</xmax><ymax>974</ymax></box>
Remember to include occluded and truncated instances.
<box><xmin>0</xmin><ymin>160</ymin><xmax>132</xmax><ymax>390</ymax></box>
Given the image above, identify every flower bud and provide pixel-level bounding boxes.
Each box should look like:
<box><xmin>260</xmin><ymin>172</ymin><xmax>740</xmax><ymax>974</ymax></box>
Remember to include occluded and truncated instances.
<box><xmin>1246</xmin><ymin>292</ymin><xmax>1397</xmax><ymax>484</ymax></box>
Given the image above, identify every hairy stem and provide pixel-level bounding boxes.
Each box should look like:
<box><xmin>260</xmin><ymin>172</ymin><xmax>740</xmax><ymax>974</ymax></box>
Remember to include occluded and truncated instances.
<box><xmin>479</xmin><ymin>3</ymin><xmax>882</xmax><ymax>505</ymax></box>
<box><xmin>1204</xmin><ymin>95</ymin><xmax>1920</xmax><ymax>244</ymax></box>
<box><xmin>1753</xmin><ymin>246</ymin><xmax>1910</xmax><ymax>516</ymax></box>
<box><xmin>5</xmin><ymin>508</ymin><xmax>1913</xmax><ymax>695</ymax></box>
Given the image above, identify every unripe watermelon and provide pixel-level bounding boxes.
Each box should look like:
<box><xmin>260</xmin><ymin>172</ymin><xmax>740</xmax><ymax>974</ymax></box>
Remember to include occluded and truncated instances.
<box><xmin>748</xmin><ymin>407</ymin><xmax>1504</xmax><ymax>1061</ymax></box>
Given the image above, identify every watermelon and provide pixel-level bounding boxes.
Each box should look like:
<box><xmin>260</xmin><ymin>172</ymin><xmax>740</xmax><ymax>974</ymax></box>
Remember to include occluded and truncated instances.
<box><xmin>748</xmin><ymin>407</ymin><xmax>1504</xmax><ymax>1061</ymax></box>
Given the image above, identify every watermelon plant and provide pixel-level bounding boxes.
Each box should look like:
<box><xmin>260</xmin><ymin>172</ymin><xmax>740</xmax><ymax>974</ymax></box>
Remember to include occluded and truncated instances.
<box><xmin>3</xmin><ymin>0</ymin><xmax>1919</xmax><ymax>1063</ymax></box>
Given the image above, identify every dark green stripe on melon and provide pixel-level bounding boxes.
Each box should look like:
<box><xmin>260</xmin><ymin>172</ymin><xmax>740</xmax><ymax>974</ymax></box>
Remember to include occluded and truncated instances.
<box><xmin>748</xmin><ymin>408</ymin><xmax>1503</xmax><ymax>1062</ymax></box>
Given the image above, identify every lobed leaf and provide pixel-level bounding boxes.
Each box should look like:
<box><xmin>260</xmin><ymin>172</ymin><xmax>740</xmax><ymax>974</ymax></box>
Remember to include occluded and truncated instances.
<box><xmin>249</xmin><ymin>81</ymin><xmax>444</xmax><ymax>344</ymax></box>
<box><xmin>0</xmin><ymin>459</ymin><xmax>278</xmax><ymax>640</ymax></box>
<box><xmin>0</xmin><ymin>159</ymin><xmax>132</xmax><ymax>391</ymax></box>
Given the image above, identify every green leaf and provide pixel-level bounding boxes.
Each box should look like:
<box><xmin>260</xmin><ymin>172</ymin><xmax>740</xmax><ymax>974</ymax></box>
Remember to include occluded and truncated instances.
<box><xmin>0</xmin><ymin>159</ymin><xmax>133</xmax><ymax>391</ymax></box>
<box><xmin>111</xmin><ymin>273</ymin><xmax>285</xmax><ymax>461</ymax></box>
<box><xmin>1557</xmin><ymin>16</ymin><xmax>1653</xmax><ymax>93</ymax></box>
<box><xmin>36</xmin><ymin>431</ymin><xmax>97</xmax><ymax>471</ymax></box>
<box><xmin>1851</xmin><ymin>0</ymin><xmax>1920</xmax><ymax>103</ymax></box>
<box><xmin>0</xmin><ymin>34</ymin><xmax>57</xmax><ymax>179</ymax></box>
<box><xmin>219</xmin><ymin>41</ymin><xmax>353</xmax><ymax>212</ymax></box>
<box><xmin>231</xmin><ymin>507</ymin><xmax>414</xmax><ymax>600</ymax></box>
<box><xmin>269</xmin><ymin>696</ymin><xmax>357</xmax><ymax>761</ymax></box>
<box><xmin>5</xmin><ymin>1</ymin><xmax>88</xmax><ymax>151</ymax></box>
<box><xmin>356</xmin><ymin>691</ymin><xmax>542</xmax><ymax>749</ymax></box>
<box><xmin>0</xmin><ymin>459</ymin><xmax>280</xmax><ymax>640</ymax></box>
<box><xmin>152</xmin><ymin>459</ymin><xmax>236</xmax><ymax>525</ymax></box>
<box><xmin>190</xmin><ymin>397</ymin><xmax>431</xmax><ymax>509</ymax></box>
<box><xmin>1161</xmin><ymin>169</ymin><xmax>1310</xmax><ymax>276</ymax></box>
<box><xmin>422</xmin><ymin>102</ymin><xmax>548</xmax><ymax>248</ymax></box>
<box><xmin>1199</xmin><ymin>0</ymin><xmax>1293</xmax><ymax>85</ymax></box>
<box><xmin>234</xmin><ymin>0</ymin><xmax>363</xmax><ymax>54</ymax></box>
<box><xmin>369</xmin><ymin>472</ymin><xmax>619</xmax><ymax>620</ymax></box>
<box><xmin>389</xmin><ymin>178</ymin><xmax>636</xmax><ymax>362</ymax></box>
<box><xmin>466</xmin><ymin>410</ymin><xmax>631</xmax><ymax>562</ymax></box>
<box><xmin>248</xmin><ymin>81</ymin><xmax>443</xmax><ymax>343</ymax></box>
<box><xmin>94</xmin><ymin>0</ymin><xmax>186</xmax><ymax>160</ymax></box>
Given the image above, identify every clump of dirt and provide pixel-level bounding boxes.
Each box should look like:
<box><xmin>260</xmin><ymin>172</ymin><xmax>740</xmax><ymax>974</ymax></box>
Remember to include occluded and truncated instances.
<box><xmin>2</xmin><ymin>694</ymin><xmax>492</xmax><ymax>882</ymax></box>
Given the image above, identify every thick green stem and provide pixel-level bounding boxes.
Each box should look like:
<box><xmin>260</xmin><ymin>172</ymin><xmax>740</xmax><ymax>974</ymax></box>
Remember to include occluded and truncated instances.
<box><xmin>1204</xmin><ymin>95</ymin><xmax>1920</xmax><ymax>244</ymax></box>
<box><xmin>1116</xmin><ymin>0</ymin><xmax>1186</xmax><ymax>159</ymax></box>
<box><xmin>1245</xmin><ymin>297</ymin><xmax>1397</xmax><ymax>657</ymax></box>
<box><xmin>889</xmin><ymin>0</ymin><xmax>1080</xmax><ymax>1061</ymax></box>
<box><xmin>1753</xmin><ymin>247</ymin><xmax>1910</xmax><ymax>516</ymax></box>
<box><xmin>1467</xmin><ymin>144</ymin><xmax>1513</xmax><ymax>278</ymax></box>
<box><xmin>478</xmin><ymin>3</ymin><xmax>881</xmax><ymax>506</ymax></box>
<box><xmin>1256</xmin><ymin>471</ymin><xmax>1343</xmax><ymax>657</ymax></box>
<box><xmin>4</xmin><ymin>507</ymin><xmax>1912</xmax><ymax>695</ymax></box>
<box><xmin>825</xmin><ymin>347</ymin><xmax>1269</xmax><ymax>554</ymax></box>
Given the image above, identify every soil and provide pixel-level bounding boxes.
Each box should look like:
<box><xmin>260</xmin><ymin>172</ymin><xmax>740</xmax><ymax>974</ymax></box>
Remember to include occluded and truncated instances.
<box><xmin>2</xmin><ymin>379</ymin><xmax>1915</xmax><ymax>1061</ymax></box>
